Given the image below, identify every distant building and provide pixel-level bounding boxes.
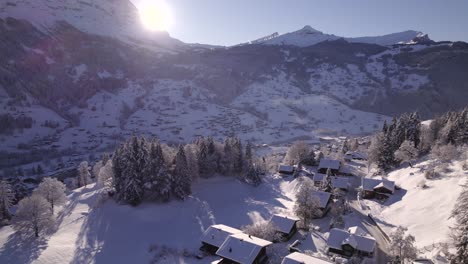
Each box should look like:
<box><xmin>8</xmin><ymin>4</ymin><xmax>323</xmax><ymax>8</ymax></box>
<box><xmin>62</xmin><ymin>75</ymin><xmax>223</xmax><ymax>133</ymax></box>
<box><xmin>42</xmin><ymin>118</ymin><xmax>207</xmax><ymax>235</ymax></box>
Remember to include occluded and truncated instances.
<box><xmin>317</xmin><ymin>159</ymin><xmax>341</xmax><ymax>174</ymax></box>
<box><xmin>361</xmin><ymin>178</ymin><xmax>395</xmax><ymax>199</ymax></box>
<box><xmin>281</xmin><ymin>252</ymin><xmax>333</xmax><ymax>264</ymax></box>
<box><xmin>327</xmin><ymin>227</ymin><xmax>376</xmax><ymax>257</ymax></box>
<box><xmin>313</xmin><ymin>174</ymin><xmax>348</xmax><ymax>192</ymax></box>
<box><xmin>270</xmin><ymin>214</ymin><xmax>300</xmax><ymax>241</ymax></box>
<box><xmin>278</xmin><ymin>164</ymin><xmax>295</xmax><ymax>175</ymax></box>
<box><xmin>200</xmin><ymin>224</ymin><xmax>242</xmax><ymax>254</ymax></box>
<box><xmin>216</xmin><ymin>233</ymin><xmax>273</xmax><ymax>264</ymax></box>
<box><xmin>311</xmin><ymin>190</ymin><xmax>332</xmax><ymax>218</ymax></box>
<box><xmin>312</xmin><ymin>173</ymin><xmax>327</xmax><ymax>187</ymax></box>
<box><xmin>338</xmin><ymin>165</ymin><xmax>354</xmax><ymax>176</ymax></box>
<box><xmin>344</xmin><ymin>151</ymin><xmax>367</xmax><ymax>161</ymax></box>
<box><xmin>330</xmin><ymin>177</ymin><xmax>349</xmax><ymax>191</ymax></box>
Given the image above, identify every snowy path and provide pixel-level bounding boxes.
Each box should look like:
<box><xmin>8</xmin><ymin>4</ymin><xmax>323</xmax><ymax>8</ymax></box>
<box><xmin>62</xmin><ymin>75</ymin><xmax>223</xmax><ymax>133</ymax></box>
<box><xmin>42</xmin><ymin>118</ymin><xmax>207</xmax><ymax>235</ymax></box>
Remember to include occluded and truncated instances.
<box><xmin>347</xmin><ymin>174</ymin><xmax>391</xmax><ymax>264</ymax></box>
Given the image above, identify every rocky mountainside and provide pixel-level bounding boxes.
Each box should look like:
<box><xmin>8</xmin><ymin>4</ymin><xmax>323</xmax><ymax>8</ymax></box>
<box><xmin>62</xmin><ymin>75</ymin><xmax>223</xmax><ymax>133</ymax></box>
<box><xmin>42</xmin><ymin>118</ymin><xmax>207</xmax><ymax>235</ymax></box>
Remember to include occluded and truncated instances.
<box><xmin>0</xmin><ymin>0</ymin><xmax>467</xmax><ymax>160</ymax></box>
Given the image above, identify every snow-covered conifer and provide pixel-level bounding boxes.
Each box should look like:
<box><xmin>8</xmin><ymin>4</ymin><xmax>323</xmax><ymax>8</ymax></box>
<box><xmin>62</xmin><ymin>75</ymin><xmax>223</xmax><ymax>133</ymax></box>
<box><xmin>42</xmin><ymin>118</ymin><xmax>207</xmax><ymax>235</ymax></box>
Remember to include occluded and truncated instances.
<box><xmin>172</xmin><ymin>145</ymin><xmax>191</xmax><ymax>200</ymax></box>
<box><xmin>451</xmin><ymin>184</ymin><xmax>468</xmax><ymax>263</ymax></box>
<box><xmin>0</xmin><ymin>180</ymin><xmax>14</xmax><ymax>220</ymax></box>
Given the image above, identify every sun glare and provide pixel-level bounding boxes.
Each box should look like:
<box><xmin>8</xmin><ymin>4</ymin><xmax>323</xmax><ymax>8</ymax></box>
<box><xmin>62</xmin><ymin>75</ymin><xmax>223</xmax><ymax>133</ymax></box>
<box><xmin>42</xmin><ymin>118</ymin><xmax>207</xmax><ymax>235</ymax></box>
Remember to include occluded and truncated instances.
<box><xmin>138</xmin><ymin>0</ymin><xmax>173</xmax><ymax>31</ymax></box>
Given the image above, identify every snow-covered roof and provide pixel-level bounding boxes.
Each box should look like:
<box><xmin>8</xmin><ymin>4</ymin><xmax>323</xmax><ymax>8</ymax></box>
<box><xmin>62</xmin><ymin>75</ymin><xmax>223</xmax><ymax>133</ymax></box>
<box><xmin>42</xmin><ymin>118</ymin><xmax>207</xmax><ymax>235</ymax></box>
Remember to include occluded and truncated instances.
<box><xmin>331</xmin><ymin>177</ymin><xmax>349</xmax><ymax>189</ymax></box>
<box><xmin>216</xmin><ymin>233</ymin><xmax>273</xmax><ymax>264</ymax></box>
<box><xmin>362</xmin><ymin>178</ymin><xmax>395</xmax><ymax>193</ymax></box>
<box><xmin>318</xmin><ymin>159</ymin><xmax>341</xmax><ymax>170</ymax></box>
<box><xmin>313</xmin><ymin>173</ymin><xmax>327</xmax><ymax>182</ymax></box>
<box><xmin>281</xmin><ymin>252</ymin><xmax>333</xmax><ymax>264</ymax></box>
<box><xmin>278</xmin><ymin>164</ymin><xmax>295</xmax><ymax>173</ymax></box>
<box><xmin>200</xmin><ymin>224</ymin><xmax>242</xmax><ymax>248</ymax></box>
<box><xmin>348</xmin><ymin>226</ymin><xmax>368</xmax><ymax>237</ymax></box>
<box><xmin>270</xmin><ymin>214</ymin><xmax>300</xmax><ymax>234</ymax></box>
<box><xmin>312</xmin><ymin>191</ymin><xmax>332</xmax><ymax>208</ymax></box>
<box><xmin>327</xmin><ymin>228</ymin><xmax>376</xmax><ymax>253</ymax></box>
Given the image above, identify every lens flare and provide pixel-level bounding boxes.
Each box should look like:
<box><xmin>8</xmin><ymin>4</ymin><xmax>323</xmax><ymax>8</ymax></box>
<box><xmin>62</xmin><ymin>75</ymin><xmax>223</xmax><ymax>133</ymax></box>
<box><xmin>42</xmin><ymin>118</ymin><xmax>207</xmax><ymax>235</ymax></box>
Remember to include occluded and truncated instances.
<box><xmin>138</xmin><ymin>0</ymin><xmax>173</xmax><ymax>31</ymax></box>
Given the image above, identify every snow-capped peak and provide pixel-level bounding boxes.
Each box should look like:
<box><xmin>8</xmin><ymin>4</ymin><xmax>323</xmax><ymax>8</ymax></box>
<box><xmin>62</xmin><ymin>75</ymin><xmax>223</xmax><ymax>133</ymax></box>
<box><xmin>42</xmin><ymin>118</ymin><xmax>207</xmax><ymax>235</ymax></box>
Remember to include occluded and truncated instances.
<box><xmin>296</xmin><ymin>25</ymin><xmax>323</xmax><ymax>34</ymax></box>
<box><xmin>256</xmin><ymin>25</ymin><xmax>339</xmax><ymax>47</ymax></box>
<box><xmin>251</xmin><ymin>25</ymin><xmax>426</xmax><ymax>47</ymax></box>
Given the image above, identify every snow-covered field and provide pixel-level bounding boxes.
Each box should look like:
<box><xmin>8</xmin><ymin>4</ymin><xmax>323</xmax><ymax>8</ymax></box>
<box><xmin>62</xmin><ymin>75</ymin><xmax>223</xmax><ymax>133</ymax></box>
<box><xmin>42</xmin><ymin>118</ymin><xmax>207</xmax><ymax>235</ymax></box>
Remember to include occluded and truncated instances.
<box><xmin>362</xmin><ymin>159</ymin><xmax>467</xmax><ymax>261</ymax></box>
<box><xmin>0</xmin><ymin>176</ymin><xmax>312</xmax><ymax>264</ymax></box>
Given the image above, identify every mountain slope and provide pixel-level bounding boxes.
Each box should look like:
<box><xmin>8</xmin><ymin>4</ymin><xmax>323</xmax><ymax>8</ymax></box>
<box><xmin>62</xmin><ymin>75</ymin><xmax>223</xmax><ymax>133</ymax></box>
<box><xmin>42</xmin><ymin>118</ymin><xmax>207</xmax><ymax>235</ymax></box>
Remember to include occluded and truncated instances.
<box><xmin>0</xmin><ymin>0</ymin><xmax>183</xmax><ymax>52</ymax></box>
<box><xmin>255</xmin><ymin>25</ymin><xmax>423</xmax><ymax>47</ymax></box>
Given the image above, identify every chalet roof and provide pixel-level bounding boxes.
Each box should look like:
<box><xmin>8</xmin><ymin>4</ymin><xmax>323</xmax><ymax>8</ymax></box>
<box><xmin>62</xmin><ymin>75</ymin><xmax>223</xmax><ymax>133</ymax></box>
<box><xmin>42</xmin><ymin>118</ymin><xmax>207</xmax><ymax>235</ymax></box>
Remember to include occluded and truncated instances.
<box><xmin>312</xmin><ymin>191</ymin><xmax>332</xmax><ymax>208</ymax></box>
<box><xmin>270</xmin><ymin>214</ymin><xmax>300</xmax><ymax>234</ymax></box>
<box><xmin>338</xmin><ymin>164</ymin><xmax>354</xmax><ymax>175</ymax></box>
<box><xmin>327</xmin><ymin>228</ymin><xmax>376</xmax><ymax>253</ymax></box>
<box><xmin>331</xmin><ymin>177</ymin><xmax>349</xmax><ymax>189</ymax></box>
<box><xmin>318</xmin><ymin>159</ymin><xmax>341</xmax><ymax>170</ymax></box>
<box><xmin>348</xmin><ymin>226</ymin><xmax>368</xmax><ymax>237</ymax></box>
<box><xmin>345</xmin><ymin>151</ymin><xmax>368</xmax><ymax>160</ymax></box>
<box><xmin>362</xmin><ymin>178</ymin><xmax>395</xmax><ymax>193</ymax></box>
<box><xmin>216</xmin><ymin>233</ymin><xmax>273</xmax><ymax>264</ymax></box>
<box><xmin>200</xmin><ymin>224</ymin><xmax>242</xmax><ymax>248</ymax></box>
<box><xmin>278</xmin><ymin>164</ymin><xmax>295</xmax><ymax>173</ymax></box>
<box><xmin>281</xmin><ymin>252</ymin><xmax>333</xmax><ymax>264</ymax></box>
<box><xmin>313</xmin><ymin>173</ymin><xmax>327</xmax><ymax>182</ymax></box>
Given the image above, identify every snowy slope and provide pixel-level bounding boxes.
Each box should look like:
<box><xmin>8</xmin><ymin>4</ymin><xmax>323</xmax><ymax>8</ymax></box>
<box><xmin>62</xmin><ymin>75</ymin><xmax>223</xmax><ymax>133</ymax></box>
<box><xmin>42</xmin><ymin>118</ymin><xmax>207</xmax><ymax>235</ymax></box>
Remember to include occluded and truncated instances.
<box><xmin>0</xmin><ymin>176</ymin><xmax>319</xmax><ymax>264</ymax></box>
<box><xmin>362</xmin><ymin>159</ymin><xmax>467</xmax><ymax>260</ymax></box>
<box><xmin>257</xmin><ymin>25</ymin><xmax>423</xmax><ymax>47</ymax></box>
<box><xmin>0</xmin><ymin>0</ymin><xmax>183</xmax><ymax>52</ymax></box>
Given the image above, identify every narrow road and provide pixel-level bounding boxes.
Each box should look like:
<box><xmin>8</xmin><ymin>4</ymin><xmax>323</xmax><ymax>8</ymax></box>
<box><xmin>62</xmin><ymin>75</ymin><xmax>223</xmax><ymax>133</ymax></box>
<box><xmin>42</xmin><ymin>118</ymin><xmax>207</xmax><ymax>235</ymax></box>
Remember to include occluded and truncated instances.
<box><xmin>347</xmin><ymin>175</ymin><xmax>391</xmax><ymax>264</ymax></box>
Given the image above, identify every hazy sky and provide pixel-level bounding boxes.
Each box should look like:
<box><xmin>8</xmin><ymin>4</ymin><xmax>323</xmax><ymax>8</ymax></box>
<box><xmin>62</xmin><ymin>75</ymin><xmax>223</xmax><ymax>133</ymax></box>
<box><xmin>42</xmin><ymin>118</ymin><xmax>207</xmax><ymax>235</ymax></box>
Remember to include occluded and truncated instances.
<box><xmin>131</xmin><ymin>0</ymin><xmax>468</xmax><ymax>45</ymax></box>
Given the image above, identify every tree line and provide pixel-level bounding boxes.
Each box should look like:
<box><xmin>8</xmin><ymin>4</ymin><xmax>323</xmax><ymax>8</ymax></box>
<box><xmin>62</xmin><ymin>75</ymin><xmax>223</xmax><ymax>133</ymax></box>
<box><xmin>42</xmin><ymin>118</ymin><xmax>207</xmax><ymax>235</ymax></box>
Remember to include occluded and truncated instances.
<box><xmin>111</xmin><ymin>136</ymin><xmax>262</xmax><ymax>206</ymax></box>
<box><xmin>369</xmin><ymin>108</ymin><xmax>467</xmax><ymax>171</ymax></box>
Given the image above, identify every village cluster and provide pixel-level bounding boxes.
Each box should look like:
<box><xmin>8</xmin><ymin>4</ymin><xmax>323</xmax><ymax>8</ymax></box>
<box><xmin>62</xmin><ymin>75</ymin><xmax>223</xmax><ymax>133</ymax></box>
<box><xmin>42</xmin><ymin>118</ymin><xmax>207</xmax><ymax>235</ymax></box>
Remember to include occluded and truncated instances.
<box><xmin>197</xmin><ymin>151</ymin><xmax>397</xmax><ymax>264</ymax></box>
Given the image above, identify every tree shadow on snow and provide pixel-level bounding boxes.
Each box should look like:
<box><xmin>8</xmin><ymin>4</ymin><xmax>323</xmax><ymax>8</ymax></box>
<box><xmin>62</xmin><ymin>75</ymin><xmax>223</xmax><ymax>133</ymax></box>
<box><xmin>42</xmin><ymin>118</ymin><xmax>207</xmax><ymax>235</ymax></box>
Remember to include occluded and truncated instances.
<box><xmin>0</xmin><ymin>230</ymin><xmax>49</xmax><ymax>263</ymax></box>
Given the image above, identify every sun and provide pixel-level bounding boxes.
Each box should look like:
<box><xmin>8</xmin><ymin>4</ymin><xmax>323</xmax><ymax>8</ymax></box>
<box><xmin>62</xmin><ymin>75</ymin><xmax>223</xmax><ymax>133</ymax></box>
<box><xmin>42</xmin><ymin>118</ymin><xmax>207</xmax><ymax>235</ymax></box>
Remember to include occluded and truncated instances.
<box><xmin>138</xmin><ymin>0</ymin><xmax>173</xmax><ymax>31</ymax></box>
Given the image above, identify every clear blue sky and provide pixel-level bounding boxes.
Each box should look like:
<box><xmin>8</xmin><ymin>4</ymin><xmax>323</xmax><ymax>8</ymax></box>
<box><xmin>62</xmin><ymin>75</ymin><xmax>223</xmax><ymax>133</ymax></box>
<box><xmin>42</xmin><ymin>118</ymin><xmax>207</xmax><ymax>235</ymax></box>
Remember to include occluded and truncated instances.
<box><xmin>132</xmin><ymin>0</ymin><xmax>468</xmax><ymax>45</ymax></box>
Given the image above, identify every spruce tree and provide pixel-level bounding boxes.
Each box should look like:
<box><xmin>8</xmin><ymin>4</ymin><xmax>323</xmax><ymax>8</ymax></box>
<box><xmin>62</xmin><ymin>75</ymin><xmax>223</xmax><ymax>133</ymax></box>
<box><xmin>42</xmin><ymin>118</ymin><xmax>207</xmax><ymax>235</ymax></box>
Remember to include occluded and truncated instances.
<box><xmin>222</xmin><ymin>137</ymin><xmax>233</xmax><ymax>174</ymax></box>
<box><xmin>196</xmin><ymin>138</ymin><xmax>209</xmax><ymax>176</ymax></box>
<box><xmin>451</xmin><ymin>184</ymin><xmax>468</xmax><ymax>263</ymax></box>
<box><xmin>122</xmin><ymin>136</ymin><xmax>144</xmax><ymax>206</ymax></box>
<box><xmin>232</xmin><ymin>137</ymin><xmax>244</xmax><ymax>174</ymax></box>
<box><xmin>245</xmin><ymin>141</ymin><xmax>253</xmax><ymax>167</ymax></box>
<box><xmin>147</xmin><ymin>140</ymin><xmax>171</xmax><ymax>201</ymax></box>
<box><xmin>172</xmin><ymin>145</ymin><xmax>191</xmax><ymax>200</ymax></box>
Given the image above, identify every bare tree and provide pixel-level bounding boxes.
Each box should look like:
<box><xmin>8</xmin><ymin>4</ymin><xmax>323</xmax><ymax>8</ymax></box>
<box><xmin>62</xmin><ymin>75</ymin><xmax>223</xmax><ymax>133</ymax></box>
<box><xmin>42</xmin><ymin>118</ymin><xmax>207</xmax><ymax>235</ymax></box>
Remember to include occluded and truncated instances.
<box><xmin>284</xmin><ymin>141</ymin><xmax>312</xmax><ymax>165</ymax></box>
<box><xmin>242</xmin><ymin>222</ymin><xmax>281</xmax><ymax>242</ymax></box>
<box><xmin>0</xmin><ymin>180</ymin><xmax>14</xmax><ymax>221</ymax></box>
<box><xmin>394</xmin><ymin>140</ymin><xmax>418</xmax><ymax>167</ymax></box>
<box><xmin>97</xmin><ymin>160</ymin><xmax>114</xmax><ymax>189</ymax></box>
<box><xmin>34</xmin><ymin>177</ymin><xmax>67</xmax><ymax>214</ymax></box>
<box><xmin>13</xmin><ymin>195</ymin><xmax>55</xmax><ymax>237</ymax></box>
<box><xmin>390</xmin><ymin>226</ymin><xmax>418</xmax><ymax>263</ymax></box>
<box><xmin>431</xmin><ymin>144</ymin><xmax>458</xmax><ymax>163</ymax></box>
<box><xmin>77</xmin><ymin>161</ymin><xmax>91</xmax><ymax>187</ymax></box>
<box><xmin>294</xmin><ymin>177</ymin><xmax>322</xmax><ymax>229</ymax></box>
